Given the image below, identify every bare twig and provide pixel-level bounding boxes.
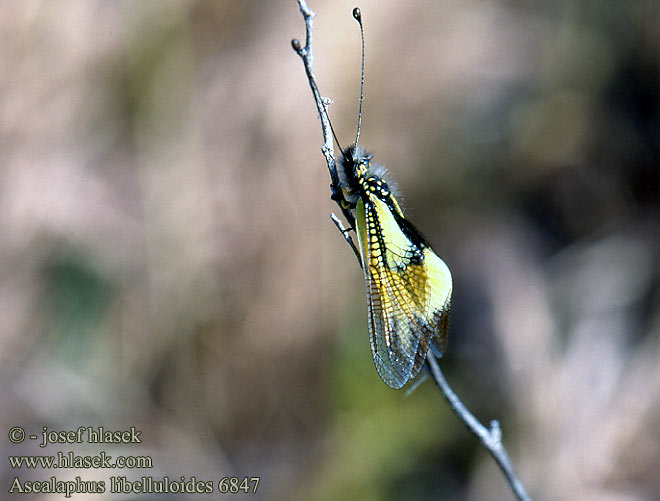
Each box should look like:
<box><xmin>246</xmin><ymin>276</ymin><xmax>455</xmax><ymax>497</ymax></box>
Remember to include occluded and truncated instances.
<box><xmin>291</xmin><ymin>0</ymin><xmax>357</xmax><ymax>234</ymax></box>
<box><xmin>291</xmin><ymin>2</ymin><xmax>532</xmax><ymax>500</ymax></box>
<box><xmin>427</xmin><ymin>353</ymin><xmax>532</xmax><ymax>500</ymax></box>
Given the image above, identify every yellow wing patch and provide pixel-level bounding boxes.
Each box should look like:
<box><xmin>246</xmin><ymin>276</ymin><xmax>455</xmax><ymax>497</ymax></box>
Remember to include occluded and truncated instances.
<box><xmin>356</xmin><ymin>196</ymin><xmax>452</xmax><ymax>389</ymax></box>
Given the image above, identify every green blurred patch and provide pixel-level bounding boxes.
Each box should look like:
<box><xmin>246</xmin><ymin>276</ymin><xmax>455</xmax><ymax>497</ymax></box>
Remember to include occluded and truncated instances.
<box><xmin>40</xmin><ymin>249</ymin><xmax>113</xmax><ymax>364</ymax></box>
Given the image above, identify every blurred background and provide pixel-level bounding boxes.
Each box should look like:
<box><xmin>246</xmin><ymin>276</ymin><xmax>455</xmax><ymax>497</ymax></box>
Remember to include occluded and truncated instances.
<box><xmin>1</xmin><ymin>1</ymin><xmax>658</xmax><ymax>499</ymax></box>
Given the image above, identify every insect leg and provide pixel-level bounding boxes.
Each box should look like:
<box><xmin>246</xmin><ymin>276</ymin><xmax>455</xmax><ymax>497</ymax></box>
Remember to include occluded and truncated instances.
<box><xmin>330</xmin><ymin>212</ymin><xmax>362</xmax><ymax>268</ymax></box>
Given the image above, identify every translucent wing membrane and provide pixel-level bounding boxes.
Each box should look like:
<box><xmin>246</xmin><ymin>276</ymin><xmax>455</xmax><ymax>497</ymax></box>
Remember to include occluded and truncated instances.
<box><xmin>356</xmin><ymin>196</ymin><xmax>452</xmax><ymax>389</ymax></box>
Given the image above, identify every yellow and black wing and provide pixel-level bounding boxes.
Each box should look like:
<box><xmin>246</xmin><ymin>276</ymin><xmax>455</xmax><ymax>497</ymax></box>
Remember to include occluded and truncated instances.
<box><xmin>355</xmin><ymin>195</ymin><xmax>452</xmax><ymax>389</ymax></box>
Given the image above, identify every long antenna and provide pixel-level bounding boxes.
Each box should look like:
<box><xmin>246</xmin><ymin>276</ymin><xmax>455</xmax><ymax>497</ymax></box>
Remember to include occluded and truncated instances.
<box><xmin>352</xmin><ymin>7</ymin><xmax>365</xmax><ymax>146</ymax></box>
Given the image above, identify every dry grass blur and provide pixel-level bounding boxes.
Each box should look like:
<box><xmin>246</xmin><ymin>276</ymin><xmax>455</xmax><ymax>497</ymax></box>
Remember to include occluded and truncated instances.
<box><xmin>1</xmin><ymin>1</ymin><xmax>658</xmax><ymax>500</ymax></box>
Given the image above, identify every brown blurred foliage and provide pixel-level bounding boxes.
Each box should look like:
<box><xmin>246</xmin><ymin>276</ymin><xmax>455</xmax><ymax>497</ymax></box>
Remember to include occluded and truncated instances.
<box><xmin>1</xmin><ymin>1</ymin><xmax>658</xmax><ymax>500</ymax></box>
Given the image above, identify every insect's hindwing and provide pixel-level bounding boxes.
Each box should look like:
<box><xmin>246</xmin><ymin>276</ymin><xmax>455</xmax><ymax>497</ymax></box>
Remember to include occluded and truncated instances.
<box><xmin>423</xmin><ymin>246</ymin><xmax>452</xmax><ymax>356</ymax></box>
<box><xmin>356</xmin><ymin>195</ymin><xmax>452</xmax><ymax>389</ymax></box>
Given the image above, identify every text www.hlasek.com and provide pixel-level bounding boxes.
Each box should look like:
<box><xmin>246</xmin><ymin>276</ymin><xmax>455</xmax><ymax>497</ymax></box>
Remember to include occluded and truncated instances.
<box><xmin>9</xmin><ymin>451</ymin><xmax>152</xmax><ymax>469</ymax></box>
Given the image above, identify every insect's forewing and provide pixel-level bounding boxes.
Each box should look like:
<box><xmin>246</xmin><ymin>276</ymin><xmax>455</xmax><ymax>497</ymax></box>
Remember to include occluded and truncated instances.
<box><xmin>356</xmin><ymin>196</ymin><xmax>452</xmax><ymax>389</ymax></box>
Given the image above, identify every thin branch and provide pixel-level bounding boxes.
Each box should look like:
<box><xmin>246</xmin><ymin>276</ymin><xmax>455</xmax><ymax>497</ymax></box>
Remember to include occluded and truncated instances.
<box><xmin>291</xmin><ymin>3</ymin><xmax>532</xmax><ymax>500</ymax></box>
<box><xmin>291</xmin><ymin>1</ymin><xmax>334</xmax><ymax>166</ymax></box>
<box><xmin>427</xmin><ymin>353</ymin><xmax>532</xmax><ymax>501</ymax></box>
<box><xmin>292</xmin><ymin>0</ymin><xmax>357</xmax><ymax>233</ymax></box>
